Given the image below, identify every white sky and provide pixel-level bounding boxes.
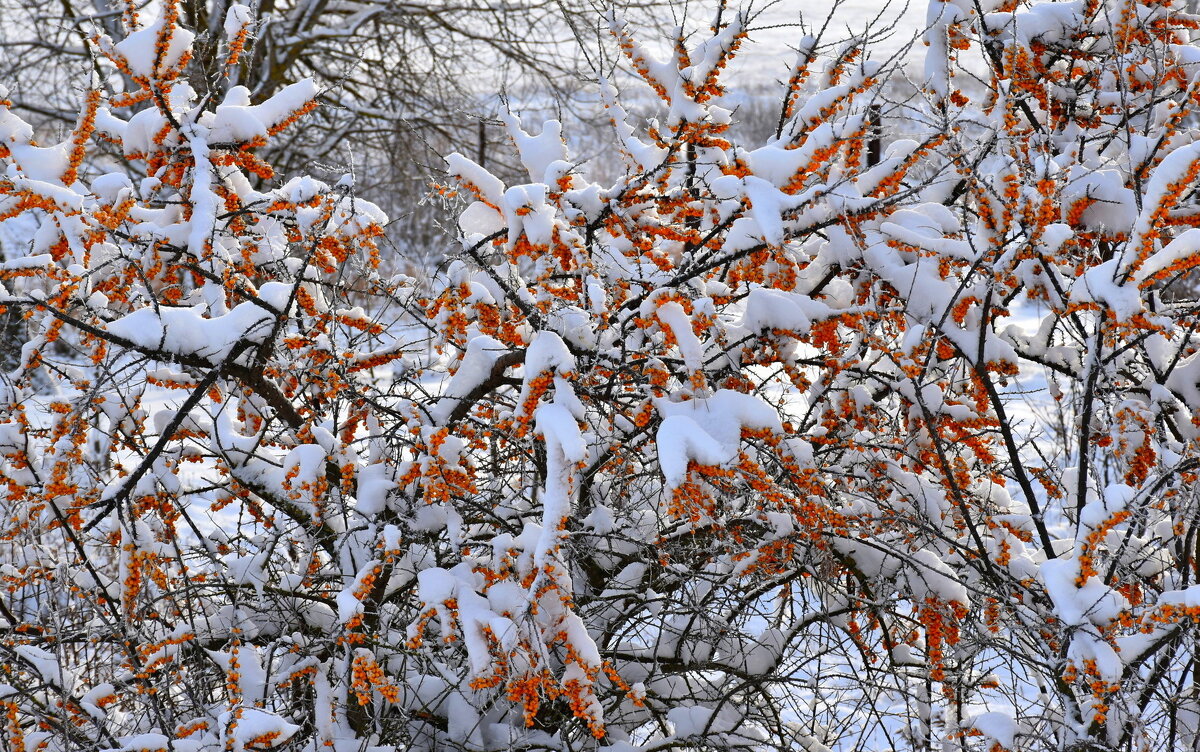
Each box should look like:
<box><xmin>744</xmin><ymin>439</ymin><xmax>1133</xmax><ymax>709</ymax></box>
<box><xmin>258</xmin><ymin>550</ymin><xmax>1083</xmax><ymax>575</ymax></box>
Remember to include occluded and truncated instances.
<box><xmin>731</xmin><ymin>0</ymin><xmax>928</xmax><ymax>85</ymax></box>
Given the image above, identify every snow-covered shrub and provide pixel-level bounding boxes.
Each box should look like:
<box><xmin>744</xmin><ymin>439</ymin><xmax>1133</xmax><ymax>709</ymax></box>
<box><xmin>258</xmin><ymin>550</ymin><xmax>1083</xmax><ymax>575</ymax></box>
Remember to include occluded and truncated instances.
<box><xmin>0</xmin><ymin>2</ymin><xmax>939</xmax><ymax>748</ymax></box>
<box><xmin>412</xmin><ymin>1</ymin><xmax>1200</xmax><ymax>749</ymax></box>
<box><xmin>0</xmin><ymin>3</ymin><xmax>391</xmax><ymax>751</ymax></box>
<box><xmin>400</xmin><ymin>9</ymin><xmax>956</xmax><ymax>750</ymax></box>
<box><xmin>6</xmin><ymin>1</ymin><xmax>1200</xmax><ymax>751</ymax></box>
<box><xmin>895</xmin><ymin>0</ymin><xmax>1200</xmax><ymax>749</ymax></box>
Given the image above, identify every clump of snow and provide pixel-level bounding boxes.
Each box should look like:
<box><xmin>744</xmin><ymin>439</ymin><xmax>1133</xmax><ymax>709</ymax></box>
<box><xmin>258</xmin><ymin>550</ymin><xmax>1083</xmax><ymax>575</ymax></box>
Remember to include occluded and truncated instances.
<box><xmin>968</xmin><ymin>711</ymin><xmax>1016</xmax><ymax>749</ymax></box>
<box><xmin>208</xmin><ymin>81</ymin><xmax>318</xmax><ymax>144</ymax></box>
<box><xmin>432</xmin><ymin>335</ymin><xmax>509</xmax><ymax>423</ymax></box>
<box><xmin>105</xmin><ymin>282</ymin><xmax>289</xmax><ymax>361</ymax></box>
<box><xmin>655</xmin><ymin>390</ymin><xmax>781</xmax><ymax>487</ymax></box>
<box><xmin>113</xmin><ymin>19</ymin><xmax>195</xmax><ymax>78</ymax></box>
<box><xmin>224</xmin><ymin>2</ymin><xmax>254</xmax><ymax>39</ymax></box>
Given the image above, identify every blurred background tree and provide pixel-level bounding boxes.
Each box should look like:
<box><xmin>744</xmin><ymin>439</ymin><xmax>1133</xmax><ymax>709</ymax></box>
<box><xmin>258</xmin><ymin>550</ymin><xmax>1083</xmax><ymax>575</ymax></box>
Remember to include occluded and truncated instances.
<box><xmin>0</xmin><ymin>0</ymin><xmax>667</xmax><ymax>263</ymax></box>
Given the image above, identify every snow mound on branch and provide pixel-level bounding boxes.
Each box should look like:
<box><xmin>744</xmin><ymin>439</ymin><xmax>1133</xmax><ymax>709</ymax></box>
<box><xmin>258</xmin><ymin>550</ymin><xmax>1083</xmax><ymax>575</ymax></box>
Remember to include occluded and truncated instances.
<box><xmin>657</xmin><ymin>415</ymin><xmax>732</xmax><ymax>487</ymax></box>
<box><xmin>535</xmin><ymin>403</ymin><xmax>586</xmax><ymax>464</ymax></box>
<box><xmin>967</xmin><ymin>711</ymin><xmax>1017</xmax><ymax>749</ymax></box>
<box><xmin>208</xmin><ymin>81</ymin><xmax>318</xmax><ymax>144</ymax></box>
<box><xmin>503</xmin><ymin>112</ymin><xmax>570</xmax><ymax>184</ymax></box>
<box><xmin>667</xmin><ymin>704</ymin><xmax>765</xmax><ymax>742</ymax></box>
<box><xmin>431</xmin><ymin>335</ymin><xmax>509</xmax><ymax>423</ymax></box>
<box><xmin>740</xmin><ymin>286</ymin><xmax>836</xmax><ymax>334</ymax></box>
<box><xmin>1070</xmin><ymin>259</ymin><xmax>1142</xmax><ymax>321</ymax></box>
<box><xmin>1042</xmin><ymin>560</ymin><xmax>1130</xmax><ymax>623</ymax></box>
<box><xmin>118</xmin><ymin>733</ymin><xmax>173</xmax><ymax>751</ymax></box>
<box><xmin>1133</xmin><ymin>227</ymin><xmax>1200</xmax><ymax>285</ymax></box>
<box><xmin>415</xmin><ymin>566</ymin><xmax>523</xmax><ymax>675</ymax></box>
<box><xmin>1063</xmin><ymin>168</ymin><xmax>1137</xmax><ymax>233</ymax></box>
<box><xmin>525</xmin><ymin>330</ymin><xmax>576</xmax><ymax>375</ymax></box>
<box><xmin>224</xmin><ymin>2</ymin><xmax>254</xmax><ymax>39</ymax></box>
<box><xmin>105</xmin><ymin>282</ymin><xmax>290</xmax><ymax>361</ymax></box>
<box><xmin>113</xmin><ymin>18</ymin><xmax>195</xmax><ymax>78</ymax></box>
<box><xmin>655</xmin><ymin>390</ymin><xmax>782</xmax><ymax>487</ymax></box>
<box><xmin>216</xmin><ymin>707</ymin><xmax>300</xmax><ymax>750</ymax></box>
<box><xmin>533</xmin><ymin>400</ymin><xmax>586</xmax><ymax>568</ymax></box>
<box><xmin>904</xmin><ymin>549</ymin><xmax>969</xmax><ymax>605</ymax></box>
<box><xmin>655</xmin><ymin>301</ymin><xmax>704</xmax><ymax>370</ymax></box>
<box><xmin>1166</xmin><ymin>351</ymin><xmax>1200</xmax><ymax>407</ymax></box>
